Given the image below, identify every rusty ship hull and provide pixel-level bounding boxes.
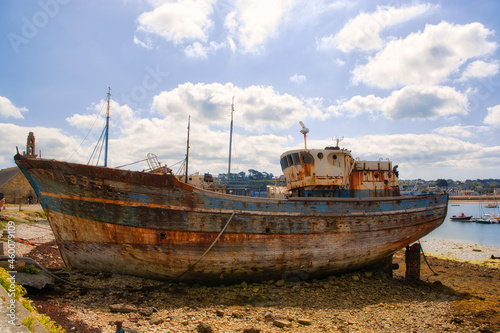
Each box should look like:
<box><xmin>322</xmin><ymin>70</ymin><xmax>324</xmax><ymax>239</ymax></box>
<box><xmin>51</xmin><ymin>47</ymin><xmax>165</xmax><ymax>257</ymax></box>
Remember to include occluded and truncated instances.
<box><xmin>15</xmin><ymin>154</ymin><xmax>447</xmax><ymax>284</ymax></box>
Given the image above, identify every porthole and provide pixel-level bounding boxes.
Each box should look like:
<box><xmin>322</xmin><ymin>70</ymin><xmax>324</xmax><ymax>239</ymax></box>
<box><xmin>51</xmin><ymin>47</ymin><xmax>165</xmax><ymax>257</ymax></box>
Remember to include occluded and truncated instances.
<box><xmin>317</xmin><ymin>152</ymin><xmax>324</xmax><ymax>159</ymax></box>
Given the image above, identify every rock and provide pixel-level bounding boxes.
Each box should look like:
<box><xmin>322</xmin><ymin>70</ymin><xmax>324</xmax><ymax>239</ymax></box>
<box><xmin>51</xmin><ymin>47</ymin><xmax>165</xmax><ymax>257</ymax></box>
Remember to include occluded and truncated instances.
<box><xmin>232</xmin><ymin>310</ymin><xmax>245</xmax><ymax>319</ymax></box>
<box><xmin>15</xmin><ymin>271</ymin><xmax>55</xmax><ymax>289</ymax></box>
<box><xmin>241</xmin><ymin>281</ymin><xmax>248</xmax><ymax>289</ymax></box>
<box><xmin>275</xmin><ymin>279</ymin><xmax>285</xmax><ymax>287</ymax></box>
<box><xmin>298</xmin><ymin>318</ymin><xmax>312</xmax><ymax>325</ymax></box>
<box><xmin>364</xmin><ymin>271</ymin><xmax>373</xmax><ymax>278</ymax></box>
<box><xmin>216</xmin><ymin>309</ymin><xmax>225</xmax><ymax>317</ymax></box>
<box><xmin>243</xmin><ymin>327</ymin><xmax>261</xmax><ymax>333</ymax></box>
<box><xmin>148</xmin><ymin>316</ymin><xmax>163</xmax><ymax>325</ymax></box>
<box><xmin>139</xmin><ymin>306</ymin><xmax>155</xmax><ymax>316</ymax></box>
<box><xmin>273</xmin><ymin>319</ymin><xmax>291</xmax><ymax>328</ymax></box>
<box><xmin>196</xmin><ymin>322</ymin><xmax>213</xmax><ymax>333</ymax></box>
<box><xmin>352</xmin><ymin>274</ymin><xmax>360</xmax><ymax>281</ymax></box>
<box><xmin>109</xmin><ymin>303</ymin><xmax>137</xmax><ymax>313</ymax></box>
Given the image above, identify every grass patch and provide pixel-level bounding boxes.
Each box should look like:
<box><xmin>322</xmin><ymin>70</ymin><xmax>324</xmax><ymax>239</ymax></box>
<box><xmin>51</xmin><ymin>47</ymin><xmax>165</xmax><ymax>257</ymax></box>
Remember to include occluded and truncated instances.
<box><xmin>0</xmin><ymin>267</ymin><xmax>65</xmax><ymax>333</ymax></box>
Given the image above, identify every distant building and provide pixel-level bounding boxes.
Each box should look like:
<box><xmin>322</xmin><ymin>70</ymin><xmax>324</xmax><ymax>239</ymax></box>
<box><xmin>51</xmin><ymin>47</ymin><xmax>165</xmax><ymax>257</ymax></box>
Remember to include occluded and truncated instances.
<box><xmin>458</xmin><ymin>190</ymin><xmax>478</xmax><ymax>196</ymax></box>
<box><xmin>23</xmin><ymin>131</ymin><xmax>38</xmax><ymax>159</ymax></box>
<box><xmin>0</xmin><ymin>132</ymin><xmax>39</xmax><ymax>204</ymax></box>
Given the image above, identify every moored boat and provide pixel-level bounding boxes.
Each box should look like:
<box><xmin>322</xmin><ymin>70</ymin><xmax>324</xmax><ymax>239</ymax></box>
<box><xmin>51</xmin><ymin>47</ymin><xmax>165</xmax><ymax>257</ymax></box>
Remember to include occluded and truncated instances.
<box><xmin>14</xmin><ymin>134</ymin><xmax>448</xmax><ymax>284</ymax></box>
<box><xmin>450</xmin><ymin>213</ymin><xmax>472</xmax><ymax>221</ymax></box>
<box><xmin>471</xmin><ymin>214</ymin><xmax>498</xmax><ymax>224</ymax></box>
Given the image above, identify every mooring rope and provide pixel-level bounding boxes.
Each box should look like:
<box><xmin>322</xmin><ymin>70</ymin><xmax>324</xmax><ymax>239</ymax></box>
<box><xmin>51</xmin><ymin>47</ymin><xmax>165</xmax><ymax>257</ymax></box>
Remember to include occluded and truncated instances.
<box><xmin>418</xmin><ymin>239</ymin><xmax>439</xmax><ymax>276</ymax></box>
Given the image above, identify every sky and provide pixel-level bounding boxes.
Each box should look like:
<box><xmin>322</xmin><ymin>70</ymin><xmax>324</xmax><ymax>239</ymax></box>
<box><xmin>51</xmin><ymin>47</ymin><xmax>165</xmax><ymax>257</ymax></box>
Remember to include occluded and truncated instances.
<box><xmin>1</xmin><ymin>0</ymin><xmax>499</xmax><ymax>181</ymax></box>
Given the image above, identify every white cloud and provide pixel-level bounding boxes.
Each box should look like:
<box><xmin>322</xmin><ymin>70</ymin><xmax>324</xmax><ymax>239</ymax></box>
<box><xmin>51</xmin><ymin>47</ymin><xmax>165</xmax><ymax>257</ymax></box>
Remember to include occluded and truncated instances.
<box><xmin>460</xmin><ymin>60</ymin><xmax>500</xmax><ymax>80</ymax></box>
<box><xmin>329</xmin><ymin>85</ymin><xmax>468</xmax><ymax>120</ymax></box>
<box><xmin>289</xmin><ymin>74</ymin><xmax>306</xmax><ymax>84</ymax></box>
<box><xmin>225</xmin><ymin>0</ymin><xmax>295</xmax><ymax>54</ymax></box>
<box><xmin>484</xmin><ymin>104</ymin><xmax>500</xmax><ymax>127</ymax></box>
<box><xmin>0</xmin><ymin>96</ymin><xmax>28</xmax><ymax>119</ymax></box>
<box><xmin>66</xmin><ymin>99</ymin><xmax>135</xmax><ymax>130</ymax></box>
<box><xmin>434</xmin><ymin>125</ymin><xmax>488</xmax><ymax>138</ymax></box>
<box><xmin>136</xmin><ymin>0</ymin><xmax>215</xmax><ymax>44</ymax></box>
<box><xmin>352</xmin><ymin>22</ymin><xmax>498</xmax><ymax>89</ymax></box>
<box><xmin>152</xmin><ymin>82</ymin><xmax>323</xmax><ymax>132</ymax></box>
<box><xmin>133</xmin><ymin>36</ymin><xmax>154</xmax><ymax>50</ymax></box>
<box><xmin>135</xmin><ymin>0</ymin><xmax>296</xmax><ymax>55</ymax></box>
<box><xmin>334</xmin><ymin>58</ymin><xmax>346</xmax><ymax>66</ymax></box>
<box><xmin>184</xmin><ymin>41</ymin><xmax>226</xmax><ymax>58</ymax></box>
<box><xmin>185</xmin><ymin>42</ymin><xmax>208</xmax><ymax>59</ymax></box>
<box><xmin>319</xmin><ymin>4</ymin><xmax>431</xmax><ymax>52</ymax></box>
<box><xmin>66</xmin><ymin>113</ymin><xmax>102</xmax><ymax>129</ymax></box>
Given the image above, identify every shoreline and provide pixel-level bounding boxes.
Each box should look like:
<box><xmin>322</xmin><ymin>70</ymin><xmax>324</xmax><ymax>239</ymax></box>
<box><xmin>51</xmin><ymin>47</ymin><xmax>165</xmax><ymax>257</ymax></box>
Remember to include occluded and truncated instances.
<box><xmin>449</xmin><ymin>195</ymin><xmax>500</xmax><ymax>203</ymax></box>
<box><xmin>420</xmin><ymin>238</ymin><xmax>500</xmax><ymax>264</ymax></box>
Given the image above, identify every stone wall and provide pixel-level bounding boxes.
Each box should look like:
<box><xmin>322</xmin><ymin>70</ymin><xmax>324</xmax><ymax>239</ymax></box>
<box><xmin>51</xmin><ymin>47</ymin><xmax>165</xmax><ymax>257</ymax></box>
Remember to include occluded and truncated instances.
<box><xmin>0</xmin><ymin>170</ymin><xmax>37</xmax><ymax>204</ymax></box>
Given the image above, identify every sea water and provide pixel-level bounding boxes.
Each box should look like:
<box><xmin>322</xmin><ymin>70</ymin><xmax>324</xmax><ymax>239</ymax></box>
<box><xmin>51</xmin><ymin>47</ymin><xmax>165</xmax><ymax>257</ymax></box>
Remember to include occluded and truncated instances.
<box><xmin>423</xmin><ymin>203</ymin><xmax>500</xmax><ymax>248</ymax></box>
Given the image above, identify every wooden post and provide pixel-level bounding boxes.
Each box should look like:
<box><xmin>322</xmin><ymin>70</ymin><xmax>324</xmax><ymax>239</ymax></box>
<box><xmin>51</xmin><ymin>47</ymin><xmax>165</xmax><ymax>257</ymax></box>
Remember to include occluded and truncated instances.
<box><xmin>405</xmin><ymin>243</ymin><xmax>421</xmax><ymax>280</ymax></box>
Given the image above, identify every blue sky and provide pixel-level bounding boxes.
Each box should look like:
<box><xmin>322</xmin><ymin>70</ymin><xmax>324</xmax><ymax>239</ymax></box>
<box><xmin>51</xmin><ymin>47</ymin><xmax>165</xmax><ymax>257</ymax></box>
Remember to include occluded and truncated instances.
<box><xmin>1</xmin><ymin>0</ymin><xmax>499</xmax><ymax>181</ymax></box>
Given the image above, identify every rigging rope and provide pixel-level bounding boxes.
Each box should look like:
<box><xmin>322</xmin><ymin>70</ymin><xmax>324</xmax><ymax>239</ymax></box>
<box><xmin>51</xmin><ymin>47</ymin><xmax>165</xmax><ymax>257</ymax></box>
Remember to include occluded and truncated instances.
<box><xmin>88</xmin><ymin>125</ymin><xmax>106</xmax><ymax>165</ymax></box>
<box><xmin>67</xmin><ymin>97</ymin><xmax>107</xmax><ymax>162</ymax></box>
<box><xmin>171</xmin><ymin>212</ymin><xmax>235</xmax><ymax>282</ymax></box>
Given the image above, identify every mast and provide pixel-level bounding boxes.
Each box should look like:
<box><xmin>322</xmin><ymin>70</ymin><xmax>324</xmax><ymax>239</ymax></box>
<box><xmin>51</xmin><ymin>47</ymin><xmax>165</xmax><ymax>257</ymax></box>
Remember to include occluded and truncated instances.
<box><xmin>184</xmin><ymin>115</ymin><xmax>191</xmax><ymax>183</ymax></box>
<box><xmin>227</xmin><ymin>97</ymin><xmax>235</xmax><ymax>184</ymax></box>
<box><xmin>299</xmin><ymin>121</ymin><xmax>309</xmax><ymax>150</ymax></box>
<box><xmin>104</xmin><ymin>87</ymin><xmax>111</xmax><ymax>167</ymax></box>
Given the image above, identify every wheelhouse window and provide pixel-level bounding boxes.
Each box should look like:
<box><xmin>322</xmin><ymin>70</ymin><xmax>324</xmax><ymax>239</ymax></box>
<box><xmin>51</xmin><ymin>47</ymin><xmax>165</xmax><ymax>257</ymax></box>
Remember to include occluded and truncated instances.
<box><xmin>281</xmin><ymin>152</ymin><xmax>314</xmax><ymax>170</ymax></box>
<box><xmin>280</xmin><ymin>156</ymin><xmax>289</xmax><ymax>170</ymax></box>
<box><xmin>300</xmin><ymin>152</ymin><xmax>313</xmax><ymax>164</ymax></box>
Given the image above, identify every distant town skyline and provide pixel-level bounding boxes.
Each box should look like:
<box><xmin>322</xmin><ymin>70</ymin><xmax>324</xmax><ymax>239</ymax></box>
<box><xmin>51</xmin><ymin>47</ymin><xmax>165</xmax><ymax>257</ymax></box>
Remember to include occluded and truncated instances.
<box><xmin>1</xmin><ymin>0</ymin><xmax>499</xmax><ymax>181</ymax></box>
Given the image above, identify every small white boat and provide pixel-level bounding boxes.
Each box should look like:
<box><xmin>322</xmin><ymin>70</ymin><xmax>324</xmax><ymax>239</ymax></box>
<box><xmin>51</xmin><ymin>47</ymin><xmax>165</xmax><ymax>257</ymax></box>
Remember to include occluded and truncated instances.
<box><xmin>472</xmin><ymin>215</ymin><xmax>497</xmax><ymax>224</ymax></box>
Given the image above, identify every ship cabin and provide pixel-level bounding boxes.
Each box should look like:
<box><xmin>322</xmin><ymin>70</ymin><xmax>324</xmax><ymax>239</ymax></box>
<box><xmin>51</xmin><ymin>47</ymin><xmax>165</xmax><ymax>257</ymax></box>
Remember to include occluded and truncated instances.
<box><xmin>280</xmin><ymin>145</ymin><xmax>400</xmax><ymax>198</ymax></box>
